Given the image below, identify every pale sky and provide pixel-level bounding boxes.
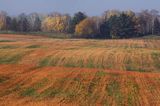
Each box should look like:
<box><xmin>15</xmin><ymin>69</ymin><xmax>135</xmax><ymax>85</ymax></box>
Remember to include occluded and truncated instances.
<box><xmin>0</xmin><ymin>0</ymin><xmax>159</xmax><ymax>16</ymax></box>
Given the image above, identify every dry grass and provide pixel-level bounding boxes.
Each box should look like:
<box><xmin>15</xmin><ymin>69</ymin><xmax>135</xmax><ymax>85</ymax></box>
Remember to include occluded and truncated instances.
<box><xmin>0</xmin><ymin>64</ymin><xmax>160</xmax><ymax>106</ymax></box>
<box><xmin>0</xmin><ymin>34</ymin><xmax>160</xmax><ymax>72</ymax></box>
<box><xmin>0</xmin><ymin>34</ymin><xmax>160</xmax><ymax>105</ymax></box>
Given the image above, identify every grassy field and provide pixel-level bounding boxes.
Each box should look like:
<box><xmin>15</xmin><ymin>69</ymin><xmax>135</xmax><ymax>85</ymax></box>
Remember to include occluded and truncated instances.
<box><xmin>0</xmin><ymin>34</ymin><xmax>160</xmax><ymax>105</ymax></box>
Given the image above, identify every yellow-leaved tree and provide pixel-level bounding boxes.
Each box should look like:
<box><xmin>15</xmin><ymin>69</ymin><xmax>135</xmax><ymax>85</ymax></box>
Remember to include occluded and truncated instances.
<box><xmin>41</xmin><ymin>15</ymin><xmax>70</xmax><ymax>33</ymax></box>
<box><xmin>0</xmin><ymin>11</ymin><xmax>7</xmax><ymax>30</ymax></box>
<box><xmin>75</xmin><ymin>18</ymin><xmax>97</xmax><ymax>38</ymax></box>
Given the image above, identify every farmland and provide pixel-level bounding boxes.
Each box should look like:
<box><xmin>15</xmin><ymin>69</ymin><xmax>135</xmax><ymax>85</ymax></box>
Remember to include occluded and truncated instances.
<box><xmin>0</xmin><ymin>34</ymin><xmax>160</xmax><ymax>105</ymax></box>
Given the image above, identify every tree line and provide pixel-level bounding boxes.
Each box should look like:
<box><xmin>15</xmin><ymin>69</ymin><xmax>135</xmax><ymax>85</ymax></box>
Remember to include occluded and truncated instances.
<box><xmin>0</xmin><ymin>10</ymin><xmax>160</xmax><ymax>39</ymax></box>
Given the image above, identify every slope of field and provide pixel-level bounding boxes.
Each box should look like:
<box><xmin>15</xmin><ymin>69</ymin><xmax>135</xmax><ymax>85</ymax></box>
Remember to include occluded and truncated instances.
<box><xmin>0</xmin><ymin>34</ymin><xmax>160</xmax><ymax>105</ymax></box>
<box><xmin>0</xmin><ymin>34</ymin><xmax>160</xmax><ymax>72</ymax></box>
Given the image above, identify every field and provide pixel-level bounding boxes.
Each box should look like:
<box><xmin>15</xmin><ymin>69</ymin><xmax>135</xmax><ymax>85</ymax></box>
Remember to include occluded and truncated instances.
<box><xmin>0</xmin><ymin>34</ymin><xmax>160</xmax><ymax>106</ymax></box>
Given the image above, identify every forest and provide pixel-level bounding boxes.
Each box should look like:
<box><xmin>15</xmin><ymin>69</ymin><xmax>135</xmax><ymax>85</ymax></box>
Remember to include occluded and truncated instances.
<box><xmin>0</xmin><ymin>9</ymin><xmax>160</xmax><ymax>39</ymax></box>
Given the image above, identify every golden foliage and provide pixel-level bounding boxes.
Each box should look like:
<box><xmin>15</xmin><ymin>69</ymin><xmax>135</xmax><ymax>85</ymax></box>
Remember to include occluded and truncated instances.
<box><xmin>0</xmin><ymin>16</ymin><xmax>6</xmax><ymax>30</ymax></box>
<box><xmin>42</xmin><ymin>15</ymin><xmax>70</xmax><ymax>32</ymax></box>
<box><xmin>75</xmin><ymin>18</ymin><xmax>97</xmax><ymax>38</ymax></box>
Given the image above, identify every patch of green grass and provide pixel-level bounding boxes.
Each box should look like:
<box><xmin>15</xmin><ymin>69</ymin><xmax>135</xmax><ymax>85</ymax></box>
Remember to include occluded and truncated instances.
<box><xmin>0</xmin><ymin>40</ymin><xmax>15</xmax><ymax>42</ymax></box>
<box><xmin>106</xmin><ymin>80</ymin><xmax>120</xmax><ymax>96</ymax></box>
<box><xmin>127</xmin><ymin>77</ymin><xmax>139</xmax><ymax>106</ymax></box>
<box><xmin>106</xmin><ymin>80</ymin><xmax>124</xmax><ymax>105</ymax></box>
<box><xmin>77</xmin><ymin>59</ymin><xmax>84</xmax><ymax>68</ymax></box>
<box><xmin>38</xmin><ymin>56</ymin><xmax>51</xmax><ymax>67</ymax></box>
<box><xmin>125</xmin><ymin>65</ymin><xmax>136</xmax><ymax>71</ymax></box>
<box><xmin>64</xmin><ymin>58</ymin><xmax>77</xmax><ymax>67</ymax></box>
<box><xmin>88</xmin><ymin>72</ymin><xmax>101</xmax><ymax>95</ymax></box>
<box><xmin>137</xmin><ymin>68</ymin><xmax>146</xmax><ymax>72</ymax></box>
<box><xmin>61</xmin><ymin>90</ymin><xmax>78</xmax><ymax>102</ymax></box>
<box><xmin>26</xmin><ymin>45</ymin><xmax>41</xmax><ymax>48</ymax></box>
<box><xmin>105</xmin><ymin>63</ymin><xmax>113</xmax><ymax>69</ymax></box>
<box><xmin>152</xmin><ymin>52</ymin><xmax>160</xmax><ymax>69</ymax></box>
<box><xmin>96</xmin><ymin>71</ymin><xmax>107</xmax><ymax>77</ymax></box>
<box><xmin>50</xmin><ymin>57</ymin><xmax>60</xmax><ymax>66</ymax></box>
<box><xmin>39</xmin><ymin>88</ymin><xmax>60</xmax><ymax>98</ymax></box>
<box><xmin>125</xmin><ymin>58</ymin><xmax>146</xmax><ymax>72</ymax></box>
<box><xmin>86</xmin><ymin>58</ymin><xmax>95</xmax><ymax>68</ymax></box>
<box><xmin>64</xmin><ymin>47</ymin><xmax>78</xmax><ymax>50</ymax></box>
<box><xmin>0</xmin><ymin>54</ymin><xmax>24</xmax><ymax>64</ymax></box>
<box><xmin>38</xmin><ymin>56</ymin><xmax>60</xmax><ymax>67</ymax></box>
<box><xmin>20</xmin><ymin>87</ymin><xmax>38</xmax><ymax>97</ymax></box>
<box><xmin>126</xmin><ymin>65</ymin><xmax>146</xmax><ymax>72</ymax></box>
<box><xmin>0</xmin><ymin>45</ymin><xmax>18</xmax><ymax>49</ymax></box>
<box><xmin>33</xmin><ymin>78</ymin><xmax>49</xmax><ymax>89</ymax></box>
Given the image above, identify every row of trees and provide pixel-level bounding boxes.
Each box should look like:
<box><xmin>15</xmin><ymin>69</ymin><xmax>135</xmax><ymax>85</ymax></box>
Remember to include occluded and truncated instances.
<box><xmin>0</xmin><ymin>10</ymin><xmax>160</xmax><ymax>39</ymax></box>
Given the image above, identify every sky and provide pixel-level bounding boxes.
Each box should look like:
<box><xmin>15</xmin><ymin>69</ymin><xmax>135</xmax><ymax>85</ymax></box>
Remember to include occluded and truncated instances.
<box><xmin>0</xmin><ymin>0</ymin><xmax>159</xmax><ymax>16</ymax></box>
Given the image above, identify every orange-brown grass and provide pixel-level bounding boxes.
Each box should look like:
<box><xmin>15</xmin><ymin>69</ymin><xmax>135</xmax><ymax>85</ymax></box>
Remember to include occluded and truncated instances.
<box><xmin>0</xmin><ymin>34</ymin><xmax>160</xmax><ymax>105</ymax></box>
<box><xmin>0</xmin><ymin>34</ymin><xmax>160</xmax><ymax>72</ymax></box>
<box><xmin>0</xmin><ymin>64</ymin><xmax>160</xmax><ymax>106</ymax></box>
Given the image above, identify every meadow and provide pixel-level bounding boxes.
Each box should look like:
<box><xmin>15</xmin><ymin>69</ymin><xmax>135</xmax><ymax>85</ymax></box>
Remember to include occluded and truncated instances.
<box><xmin>0</xmin><ymin>34</ymin><xmax>160</xmax><ymax>105</ymax></box>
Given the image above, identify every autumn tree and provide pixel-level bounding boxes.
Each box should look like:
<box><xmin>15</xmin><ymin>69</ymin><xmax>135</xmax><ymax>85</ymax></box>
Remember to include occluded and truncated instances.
<box><xmin>75</xmin><ymin>18</ymin><xmax>97</xmax><ymax>38</ymax></box>
<box><xmin>0</xmin><ymin>11</ymin><xmax>7</xmax><ymax>31</ymax></box>
<box><xmin>42</xmin><ymin>14</ymin><xmax>71</xmax><ymax>33</ymax></box>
